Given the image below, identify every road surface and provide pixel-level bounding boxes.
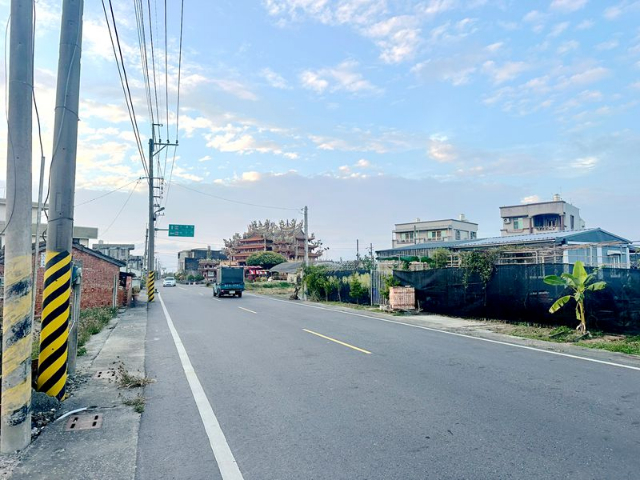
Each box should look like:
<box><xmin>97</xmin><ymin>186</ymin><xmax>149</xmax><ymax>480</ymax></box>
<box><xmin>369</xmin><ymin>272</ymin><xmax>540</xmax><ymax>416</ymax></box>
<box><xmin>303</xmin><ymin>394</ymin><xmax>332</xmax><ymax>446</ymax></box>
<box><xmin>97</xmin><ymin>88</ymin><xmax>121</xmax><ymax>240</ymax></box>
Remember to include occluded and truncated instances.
<box><xmin>136</xmin><ymin>285</ymin><xmax>640</xmax><ymax>480</ymax></box>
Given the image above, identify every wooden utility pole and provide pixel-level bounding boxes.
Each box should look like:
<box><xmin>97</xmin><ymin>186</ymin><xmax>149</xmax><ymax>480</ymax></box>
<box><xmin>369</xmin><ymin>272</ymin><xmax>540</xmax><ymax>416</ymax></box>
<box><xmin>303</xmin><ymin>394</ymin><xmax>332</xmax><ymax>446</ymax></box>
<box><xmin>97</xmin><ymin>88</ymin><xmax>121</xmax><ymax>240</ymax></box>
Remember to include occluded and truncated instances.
<box><xmin>37</xmin><ymin>0</ymin><xmax>84</xmax><ymax>401</ymax></box>
<box><xmin>1</xmin><ymin>0</ymin><xmax>35</xmax><ymax>453</ymax></box>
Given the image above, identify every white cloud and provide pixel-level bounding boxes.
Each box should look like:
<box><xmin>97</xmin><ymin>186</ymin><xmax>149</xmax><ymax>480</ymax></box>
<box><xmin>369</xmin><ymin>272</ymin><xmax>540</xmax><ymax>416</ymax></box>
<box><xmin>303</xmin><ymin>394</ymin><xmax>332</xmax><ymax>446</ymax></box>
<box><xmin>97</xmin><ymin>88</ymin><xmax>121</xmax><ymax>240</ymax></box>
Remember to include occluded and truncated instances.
<box><xmin>571</xmin><ymin>156</ymin><xmax>598</xmax><ymax>171</ymax></box>
<box><xmin>575</xmin><ymin>19</ymin><xmax>594</xmax><ymax>30</ymax></box>
<box><xmin>364</xmin><ymin>15</ymin><xmax>422</xmax><ymax>64</ymax></box>
<box><xmin>630</xmin><ymin>81</ymin><xmax>640</xmax><ymax>89</ymax></box>
<box><xmin>482</xmin><ymin>61</ymin><xmax>530</xmax><ymax>85</ymax></box>
<box><xmin>241</xmin><ymin>171</ymin><xmax>262</xmax><ymax>182</ymax></box>
<box><xmin>211</xmin><ymin>79</ymin><xmax>258</xmax><ymax>101</ymax></box>
<box><xmin>557</xmin><ymin>66</ymin><xmax>610</xmax><ymax>88</ymax></box>
<box><xmin>428</xmin><ymin>135</ymin><xmax>457</xmax><ymax>162</ymax></box>
<box><xmin>557</xmin><ymin>40</ymin><xmax>579</xmax><ymax>54</ymax></box>
<box><xmin>198</xmin><ymin>155</ymin><xmax>212</xmax><ymax>162</ymax></box>
<box><xmin>485</xmin><ymin>42</ymin><xmax>504</xmax><ymax>53</ymax></box>
<box><xmin>300</xmin><ymin>71</ymin><xmax>330</xmax><ymax>93</ymax></box>
<box><xmin>422</xmin><ymin>0</ymin><xmax>457</xmax><ymax>16</ymax></box>
<box><xmin>173</xmin><ymin>167</ymin><xmax>204</xmax><ymax>182</ymax></box>
<box><xmin>596</xmin><ymin>39</ymin><xmax>619</xmax><ymax>51</ymax></box>
<box><xmin>260</xmin><ymin>68</ymin><xmax>290</xmax><ymax>89</ymax></box>
<box><xmin>548</xmin><ymin>21</ymin><xmax>570</xmax><ymax>37</ymax></box>
<box><xmin>355</xmin><ymin>159</ymin><xmax>371</xmax><ymax>168</ymax></box>
<box><xmin>550</xmin><ymin>0</ymin><xmax>588</xmax><ymax>13</ymax></box>
<box><xmin>521</xmin><ymin>195</ymin><xmax>541</xmax><ymax>204</ymax></box>
<box><xmin>300</xmin><ymin>60</ymin><xmax>380</xmax><ymax>94</ymax></box>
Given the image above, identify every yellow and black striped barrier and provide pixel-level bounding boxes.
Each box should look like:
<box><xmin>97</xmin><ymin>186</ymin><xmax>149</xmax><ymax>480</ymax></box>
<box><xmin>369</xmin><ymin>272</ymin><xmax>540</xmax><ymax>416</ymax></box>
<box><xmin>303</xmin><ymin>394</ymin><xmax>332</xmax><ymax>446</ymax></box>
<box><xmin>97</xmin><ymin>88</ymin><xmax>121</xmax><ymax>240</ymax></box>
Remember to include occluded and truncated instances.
<box><xmin>148</xmin><ymin>271</ymin><xmax>155</xmax><ymax>302</ymax></box>
<box><xmin>37</xmin><ymin>251</ymin><xmax>72</xmax><ymax>400</ymax></box>
<box><xmin>1</xmin><ymin>253</ymin><xmax>33</xmax><ymax>446</ymax></box>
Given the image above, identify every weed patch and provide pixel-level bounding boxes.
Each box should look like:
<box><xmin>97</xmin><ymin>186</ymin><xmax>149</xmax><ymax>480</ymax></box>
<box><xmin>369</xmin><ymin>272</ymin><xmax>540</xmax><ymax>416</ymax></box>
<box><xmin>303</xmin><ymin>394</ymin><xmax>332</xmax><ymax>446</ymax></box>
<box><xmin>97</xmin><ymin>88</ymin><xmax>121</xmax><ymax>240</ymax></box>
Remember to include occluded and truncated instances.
<box><xmin>117</xmin><ymin>363</ymin><xmax>154</xmax><ymax>388</ymax></box>
<box><xmin>123</xmin><ymin>394</ymin><xmax>146</xmax><ymax>413</ymax></box>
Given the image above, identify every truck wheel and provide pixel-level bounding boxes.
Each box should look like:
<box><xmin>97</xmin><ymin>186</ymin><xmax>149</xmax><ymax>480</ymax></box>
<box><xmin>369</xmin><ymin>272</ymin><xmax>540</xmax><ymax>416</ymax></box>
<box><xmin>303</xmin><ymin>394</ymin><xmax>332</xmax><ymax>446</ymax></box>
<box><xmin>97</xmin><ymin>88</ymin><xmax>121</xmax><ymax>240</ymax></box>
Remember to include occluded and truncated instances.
<box><xmin>237</xmin><ymin>292</ymin><xmax>242</xmax><ymax>298</ymax></box>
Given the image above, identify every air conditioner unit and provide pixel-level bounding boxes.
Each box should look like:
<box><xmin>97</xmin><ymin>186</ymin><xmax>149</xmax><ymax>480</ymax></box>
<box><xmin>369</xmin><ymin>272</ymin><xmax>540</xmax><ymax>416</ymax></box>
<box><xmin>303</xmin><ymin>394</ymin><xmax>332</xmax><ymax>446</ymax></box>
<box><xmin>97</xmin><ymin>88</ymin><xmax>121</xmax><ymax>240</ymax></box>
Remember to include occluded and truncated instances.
<box><xmin>504</xmin><ymin>218</ymin><xmax>511</xmax><ymax>224</ymax></box>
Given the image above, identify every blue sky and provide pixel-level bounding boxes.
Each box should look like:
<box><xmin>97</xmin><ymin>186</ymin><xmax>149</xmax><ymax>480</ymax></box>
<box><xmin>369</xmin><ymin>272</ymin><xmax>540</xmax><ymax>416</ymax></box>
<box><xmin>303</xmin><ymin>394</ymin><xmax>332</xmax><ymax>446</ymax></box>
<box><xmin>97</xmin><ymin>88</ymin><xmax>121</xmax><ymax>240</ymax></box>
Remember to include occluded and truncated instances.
<box><xmin>1</xmin><ymin>0</ymin><xmax>639</xmax><ymax>269</ymax></box>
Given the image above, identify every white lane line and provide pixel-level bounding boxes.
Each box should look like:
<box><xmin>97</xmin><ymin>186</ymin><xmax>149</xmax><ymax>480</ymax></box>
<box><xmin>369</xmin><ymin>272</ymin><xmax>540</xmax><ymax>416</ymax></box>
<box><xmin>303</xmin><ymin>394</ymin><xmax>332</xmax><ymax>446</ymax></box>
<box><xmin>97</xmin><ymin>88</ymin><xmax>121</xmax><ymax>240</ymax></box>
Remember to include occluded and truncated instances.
<box><xmin>158</xmin><ymin>293</ymin><xmax>244</xmax><ymax>480</ymax></box>
<box><xmin>254</xmin><ymin>294</ymin><xmax>640</xmax><ymax>373</ymax></box>
<box><xmin>238</xmin><ymin>307</ymin><xmax>257</xmax><ymax>314</ymax></box>
<box><xmin>177</xmin><ymin>286</ymin><xmax>187</xmax><ymax>291</ymax></box>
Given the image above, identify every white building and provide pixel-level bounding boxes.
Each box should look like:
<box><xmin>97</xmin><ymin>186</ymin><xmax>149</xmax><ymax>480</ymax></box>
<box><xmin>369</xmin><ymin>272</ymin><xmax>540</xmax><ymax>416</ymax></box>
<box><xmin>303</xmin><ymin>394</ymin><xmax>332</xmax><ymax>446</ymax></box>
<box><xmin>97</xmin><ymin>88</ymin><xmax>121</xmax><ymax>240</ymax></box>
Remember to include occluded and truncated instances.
<box><xmin>392</xmin><ymin>215</ymin><xmax>478</xmax><ymax>248</ymax></box>
<box><xmin>500</xmin><ymin>195</ymin><xmax>585</xmax><ymax>237</ymax></box>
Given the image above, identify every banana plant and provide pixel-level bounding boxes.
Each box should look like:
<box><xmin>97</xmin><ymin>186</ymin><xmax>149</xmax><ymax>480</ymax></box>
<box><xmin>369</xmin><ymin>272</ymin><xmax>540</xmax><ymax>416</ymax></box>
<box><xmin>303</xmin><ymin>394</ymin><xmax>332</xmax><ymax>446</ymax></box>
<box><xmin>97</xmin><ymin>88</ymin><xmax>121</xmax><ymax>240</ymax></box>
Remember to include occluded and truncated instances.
<box><xmin>543</xmin><ymin>261</ymin><xmax>606</xmax><ymax>334</ymax></box>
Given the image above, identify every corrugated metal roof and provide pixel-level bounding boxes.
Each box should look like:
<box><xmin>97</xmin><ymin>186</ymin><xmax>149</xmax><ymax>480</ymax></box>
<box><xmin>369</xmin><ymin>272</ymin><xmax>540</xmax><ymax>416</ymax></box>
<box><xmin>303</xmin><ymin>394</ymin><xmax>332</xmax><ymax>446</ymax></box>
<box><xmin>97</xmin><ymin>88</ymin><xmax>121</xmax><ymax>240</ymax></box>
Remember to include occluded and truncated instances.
<box><xmin>458</xmin><ymin>228</ymin><xmax>629</xmax><ymax>248</ymax></box>
<box><xmin>376</xmin><ymin>240</ymin><xmax>466</xmax><ymax>255</ymax></box>
<box><xmin>375</xmin><ymin>228</ymin><xmax>630</xmax><ymax>256</ymax></box>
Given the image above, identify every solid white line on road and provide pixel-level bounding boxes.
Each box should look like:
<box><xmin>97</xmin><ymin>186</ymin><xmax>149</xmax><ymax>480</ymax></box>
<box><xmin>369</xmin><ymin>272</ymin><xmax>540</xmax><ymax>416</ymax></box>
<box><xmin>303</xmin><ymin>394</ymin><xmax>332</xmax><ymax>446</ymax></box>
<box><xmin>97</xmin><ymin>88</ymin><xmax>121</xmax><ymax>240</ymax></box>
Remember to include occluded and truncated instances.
<box><xmin>254</xmin><ymin>294</ymin><xmax>640</xmax><ymax>373</ymax></box>
<box><xmin>158</xmin><ymin>293</ymin><xmax>244</xmax><ymax>480</ymax></box>
<box><xmin>238</xmin><ymin>307</ymin><xmax>257</xmax><ymax>314</ymax></box>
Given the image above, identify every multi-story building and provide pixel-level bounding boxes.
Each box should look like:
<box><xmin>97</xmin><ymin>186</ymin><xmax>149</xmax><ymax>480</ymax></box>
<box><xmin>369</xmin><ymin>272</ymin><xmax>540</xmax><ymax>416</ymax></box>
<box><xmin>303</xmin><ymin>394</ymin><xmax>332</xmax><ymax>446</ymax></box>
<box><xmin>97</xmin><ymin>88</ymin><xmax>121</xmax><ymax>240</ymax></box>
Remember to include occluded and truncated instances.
<box><xmin>500</xmin><ymin>195</ymin><xmax>585</xmax><ymax>236</ymax></box>
<box><xmin>0</xmin><ymin>198</ymin><xmax>98</xmax><ymax>248</ymax></box>
<box><xmin>92</xmin><ymin>241</ymin><xmax>144</xmax><ymax>274</ymax></box>
<box><xmin>177</xmin><ymin>247</ymin><xmax>226</xmax><ymax>273</ymax></box>
<box><xmin>392</xmin><ymin>215</ymin><xmax>478</xmax><ymax>248</ymax></box>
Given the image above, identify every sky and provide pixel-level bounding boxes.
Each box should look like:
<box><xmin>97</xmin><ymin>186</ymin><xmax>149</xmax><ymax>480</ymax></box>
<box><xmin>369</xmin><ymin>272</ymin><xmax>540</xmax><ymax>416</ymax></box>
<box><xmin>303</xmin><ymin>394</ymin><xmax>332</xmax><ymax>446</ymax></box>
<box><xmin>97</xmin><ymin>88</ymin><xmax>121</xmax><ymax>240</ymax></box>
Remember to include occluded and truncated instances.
<box><xmin>0</xmin><ymin>0</ymin><xmax>638</xmax><ymax>271</ymax></box>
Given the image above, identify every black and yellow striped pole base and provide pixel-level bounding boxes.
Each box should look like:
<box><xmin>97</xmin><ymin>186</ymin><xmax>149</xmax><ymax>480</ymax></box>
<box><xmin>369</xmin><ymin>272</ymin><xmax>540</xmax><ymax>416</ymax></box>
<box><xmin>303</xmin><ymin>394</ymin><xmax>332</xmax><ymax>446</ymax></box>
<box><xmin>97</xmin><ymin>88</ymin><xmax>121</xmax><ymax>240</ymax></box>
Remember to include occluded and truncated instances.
<box><xmin>148</xmin><ymin>271</ymin><xmax>155</xmax><ymax>303</ymax></box>
<box><xmin>37</xmin><ymin>251</ymin><xmax>72</xmax><ymax>400</ymax></box>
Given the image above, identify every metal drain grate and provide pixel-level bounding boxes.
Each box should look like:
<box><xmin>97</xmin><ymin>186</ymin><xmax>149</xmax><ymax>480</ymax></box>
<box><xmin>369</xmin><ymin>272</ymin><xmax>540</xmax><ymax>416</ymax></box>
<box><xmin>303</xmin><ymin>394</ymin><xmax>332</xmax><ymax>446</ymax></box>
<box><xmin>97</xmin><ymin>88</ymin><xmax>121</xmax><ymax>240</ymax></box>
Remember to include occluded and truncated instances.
<box><xmin>93</xmin><ymin>369</ymin><xmax>117</xmax><ymax>380</ymax></box>
<box><xmin>65</xmin><ymin>414</ymin><xmax>103</xmax><ymax>431</ymax></box>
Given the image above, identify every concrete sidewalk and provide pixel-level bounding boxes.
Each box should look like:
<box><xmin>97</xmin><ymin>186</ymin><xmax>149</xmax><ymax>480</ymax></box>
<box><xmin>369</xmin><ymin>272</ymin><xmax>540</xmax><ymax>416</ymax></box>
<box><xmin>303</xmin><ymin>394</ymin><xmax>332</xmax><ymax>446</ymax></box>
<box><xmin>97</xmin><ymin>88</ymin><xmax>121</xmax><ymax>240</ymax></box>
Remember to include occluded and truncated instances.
<box><xmin>9</xmin><ymin>302</ymin><xmax>148</xmax><ymax>480</ymax></box>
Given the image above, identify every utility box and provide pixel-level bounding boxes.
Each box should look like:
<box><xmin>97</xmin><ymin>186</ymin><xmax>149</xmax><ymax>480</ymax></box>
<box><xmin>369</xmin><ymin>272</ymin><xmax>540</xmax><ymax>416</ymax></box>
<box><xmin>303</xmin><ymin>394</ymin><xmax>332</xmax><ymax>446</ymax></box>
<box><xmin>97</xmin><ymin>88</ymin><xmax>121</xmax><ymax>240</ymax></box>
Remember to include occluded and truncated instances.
<box><xmin>389</xmin><ymin>286</ymin><xmax>415</xmax><ymax>310</ymax></box>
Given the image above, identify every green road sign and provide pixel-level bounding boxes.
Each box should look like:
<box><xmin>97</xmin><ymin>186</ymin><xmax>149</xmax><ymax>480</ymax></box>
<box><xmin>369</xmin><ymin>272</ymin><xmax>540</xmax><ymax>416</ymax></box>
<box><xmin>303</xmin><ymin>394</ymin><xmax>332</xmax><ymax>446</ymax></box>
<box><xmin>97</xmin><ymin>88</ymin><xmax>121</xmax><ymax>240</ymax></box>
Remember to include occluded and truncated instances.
<box><xmin>168</xmin><ymin>224</ymin><xmax>195</xmax><ymax>237</ymax></box>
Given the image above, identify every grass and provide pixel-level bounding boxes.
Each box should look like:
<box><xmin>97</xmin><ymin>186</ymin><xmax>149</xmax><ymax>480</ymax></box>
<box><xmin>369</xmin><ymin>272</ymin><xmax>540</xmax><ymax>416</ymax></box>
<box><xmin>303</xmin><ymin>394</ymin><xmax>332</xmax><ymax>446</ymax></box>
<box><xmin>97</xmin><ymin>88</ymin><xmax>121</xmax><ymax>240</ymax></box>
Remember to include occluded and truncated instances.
<box><xmin>245</xmin><ymin>281</ymin><xmax>294</xmax><ymax>298</ymax></box>
<box><xmin>78</xmin><ymin>307</ymin><xmax>118</xmax><ymax>351</ymax></box>
<box><xmin>122</xmin><ymin>394</ymin><xmax>146</xmax><ymax>413</ymax></box>
<box><xmin>497</xmin><ymin>323</ymin><xmax>640</xmax><ymax>356</ymax></box>
<box><xmin>116</xmin><ymin>362</ymin><xmax>154</xmax><ymax>389</ymax></box>
<box><xmin>30</xmin><ymin>306</ymin><xmax>117</xmax><ymax>360</ymax></box>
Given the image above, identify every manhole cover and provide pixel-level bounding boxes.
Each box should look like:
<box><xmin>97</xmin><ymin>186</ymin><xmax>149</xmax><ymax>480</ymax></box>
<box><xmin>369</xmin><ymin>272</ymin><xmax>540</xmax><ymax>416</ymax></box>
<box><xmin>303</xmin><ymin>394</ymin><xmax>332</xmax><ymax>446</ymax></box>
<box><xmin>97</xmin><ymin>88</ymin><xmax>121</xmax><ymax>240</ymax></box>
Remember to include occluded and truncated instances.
<box><xmin>93</xmin><ymin>369</ymin><xmax>117</xmax><ymax>380</ymax></box>
<box><xmin>65</xmin><ymin>414</ymin><xmax>103</xmax><ymax>431</ymax></box>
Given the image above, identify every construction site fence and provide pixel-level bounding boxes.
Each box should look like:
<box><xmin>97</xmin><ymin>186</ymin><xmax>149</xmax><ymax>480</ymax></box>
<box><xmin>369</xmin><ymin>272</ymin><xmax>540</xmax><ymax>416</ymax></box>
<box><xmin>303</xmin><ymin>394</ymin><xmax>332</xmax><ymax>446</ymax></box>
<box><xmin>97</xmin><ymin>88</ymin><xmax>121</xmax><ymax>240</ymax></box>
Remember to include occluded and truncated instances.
<box><xmin>393</xmin><ymin>264</ymin><xmax>640</xmax><ymax>334</ymax></box>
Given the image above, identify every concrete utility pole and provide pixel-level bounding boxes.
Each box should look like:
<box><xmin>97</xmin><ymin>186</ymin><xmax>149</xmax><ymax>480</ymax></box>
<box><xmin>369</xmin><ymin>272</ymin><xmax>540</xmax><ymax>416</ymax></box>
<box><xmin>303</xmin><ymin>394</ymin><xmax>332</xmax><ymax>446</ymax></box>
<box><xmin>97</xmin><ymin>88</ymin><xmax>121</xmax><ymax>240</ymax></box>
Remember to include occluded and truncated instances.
<box><xmin>37</xmin><ymin>0</ymin><xmax>84</xmax><ymax>402</ymax></box>
<box><xmin>303</xmin><ymin>206</ymin><xmax>309</xmax><ymax>267</ymax></box>
<box><xmin>147</xmin><ymin>124</ymin><xmax>178</xmax><ymax>303</ymax></box>
<box><xmin>1</xmin><ymin>0</ymin><xmax>35</xmax><ymax>454</ymax></box>
<box><xmin>147</xmin><ymin>136</ymin><xmax>155</xmax><ymax>303</ymax></box>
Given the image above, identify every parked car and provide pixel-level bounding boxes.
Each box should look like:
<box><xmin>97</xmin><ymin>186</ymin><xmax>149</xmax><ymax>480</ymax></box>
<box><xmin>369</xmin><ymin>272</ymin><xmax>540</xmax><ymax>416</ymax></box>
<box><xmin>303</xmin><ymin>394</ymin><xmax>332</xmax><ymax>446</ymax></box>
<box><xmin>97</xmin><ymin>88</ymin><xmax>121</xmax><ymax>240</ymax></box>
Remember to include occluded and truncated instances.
<box><xmin>162</xmin><ymin>277</ymin><xmax>177</xmax><ymax>287</ymax></box>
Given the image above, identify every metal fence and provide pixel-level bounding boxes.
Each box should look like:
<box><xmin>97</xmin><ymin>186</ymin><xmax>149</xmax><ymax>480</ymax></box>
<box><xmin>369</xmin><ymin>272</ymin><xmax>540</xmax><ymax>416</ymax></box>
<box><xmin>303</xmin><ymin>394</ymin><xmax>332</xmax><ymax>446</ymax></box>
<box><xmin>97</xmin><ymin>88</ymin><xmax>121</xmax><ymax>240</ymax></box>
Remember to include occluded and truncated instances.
<box><xmin>393</xmin><ymin>264</ymin><xmax>640</xmax><ymax>334</ymax></box>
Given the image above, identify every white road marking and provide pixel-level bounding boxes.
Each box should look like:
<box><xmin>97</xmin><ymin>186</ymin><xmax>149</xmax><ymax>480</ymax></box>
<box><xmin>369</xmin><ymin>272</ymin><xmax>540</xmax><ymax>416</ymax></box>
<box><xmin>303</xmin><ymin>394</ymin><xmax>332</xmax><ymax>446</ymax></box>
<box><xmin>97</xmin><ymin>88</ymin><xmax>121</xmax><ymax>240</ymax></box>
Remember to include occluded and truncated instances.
<box><xmin>255</xmin><ymin>295</ymin><xmax>640</xmax><ymax>373</ymax></box>
<box><xmin>177</xmin><ymin>286</ymin><xmax>187</xmax><ymax>291</ymax></box>
<box><xmin>238</xmin><ymin>307</ymin><xmax>257</xmax><ymax>314</ymax></box>
<box><xmin>158</xmin><ymin>293</ymin><xmax>244</xmax><ymax>480</ymax></box>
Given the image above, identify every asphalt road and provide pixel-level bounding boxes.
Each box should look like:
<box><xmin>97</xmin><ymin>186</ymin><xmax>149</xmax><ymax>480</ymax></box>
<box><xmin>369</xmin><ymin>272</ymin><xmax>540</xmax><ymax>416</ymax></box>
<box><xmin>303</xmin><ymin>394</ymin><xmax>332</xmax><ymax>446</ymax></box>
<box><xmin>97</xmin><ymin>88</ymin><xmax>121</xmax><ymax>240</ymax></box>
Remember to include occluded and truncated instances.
<box><xmin>136</xmin><ymin>285</ymin><xmax>640</xmax><ymax>480</ymax></box>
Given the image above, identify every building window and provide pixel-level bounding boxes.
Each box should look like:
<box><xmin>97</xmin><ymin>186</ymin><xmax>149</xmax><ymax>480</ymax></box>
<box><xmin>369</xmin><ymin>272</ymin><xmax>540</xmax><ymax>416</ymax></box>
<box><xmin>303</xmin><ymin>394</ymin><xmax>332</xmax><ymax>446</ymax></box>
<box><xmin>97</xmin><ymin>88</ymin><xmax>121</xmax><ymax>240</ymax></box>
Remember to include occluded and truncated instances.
<box><xmin>570</xmin><ymin>215</ymin><xmax>575</xmax><ymax>230</ymax></box>
<box><xmin>455</xmin><ymin>230</ymin><xmax>461</xmax><ymax>240</ymax></box>
<box><xmin>513</xmin><ymin>218</ymin><xmax>523</xmax><ymax>230</ymax></box>
<box><xmin>470</xmin><ymin>232</ymin><xmax>477</xmax><ymax>239</ymax></box>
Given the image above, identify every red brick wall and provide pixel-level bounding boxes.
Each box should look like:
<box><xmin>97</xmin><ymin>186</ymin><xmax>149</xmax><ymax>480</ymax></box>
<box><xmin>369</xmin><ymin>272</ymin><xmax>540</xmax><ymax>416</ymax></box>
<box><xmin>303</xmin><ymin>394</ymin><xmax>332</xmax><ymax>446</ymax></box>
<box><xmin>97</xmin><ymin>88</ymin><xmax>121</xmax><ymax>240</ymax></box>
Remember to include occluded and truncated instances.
<box><xmin>0</xmin><ymin>246</ymin><xmax>121</xmax><ymax>316</ymax></box>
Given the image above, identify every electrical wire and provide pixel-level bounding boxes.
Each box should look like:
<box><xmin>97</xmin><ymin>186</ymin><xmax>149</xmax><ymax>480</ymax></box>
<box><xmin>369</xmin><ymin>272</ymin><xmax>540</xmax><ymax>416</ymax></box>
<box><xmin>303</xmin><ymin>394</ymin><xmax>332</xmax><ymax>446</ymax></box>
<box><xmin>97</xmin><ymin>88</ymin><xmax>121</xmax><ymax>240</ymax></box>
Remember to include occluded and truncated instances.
<box><xmin>133</xmin><ymin>0</ymin><xmax>155</xmax><ymax>127</ymax></box>
<box><xmin>75</xmin><ymin>178</ymin><xmax>142</xmax><ymax>207</ymax></box>
<box><xmin>102</xmin><ymin>0</ymin><xmax>149</xmax><ymax>178</ymax></box>
<box><xmin>146</xmin><ymin>0</ymin><xmax>160</xmax><ymax>134</ymax></box>
<box><xmin>164</xmin><ymin>0</ymin><xmax>169</xmax><ymax>141</ymax></box>
<box><xmin>101</xmin><ymin>179</ymin><xmax>141</xmax><ymax>236</ymax></box>
<box><xmin>169</xmin><ymin>182</ymin><xmax>301</xmax><ymax>212</ymax></box>
<box><xmin>175</xmin><ymin>0</ymin><xmax>184</xmax><ymax>142</ymax></box>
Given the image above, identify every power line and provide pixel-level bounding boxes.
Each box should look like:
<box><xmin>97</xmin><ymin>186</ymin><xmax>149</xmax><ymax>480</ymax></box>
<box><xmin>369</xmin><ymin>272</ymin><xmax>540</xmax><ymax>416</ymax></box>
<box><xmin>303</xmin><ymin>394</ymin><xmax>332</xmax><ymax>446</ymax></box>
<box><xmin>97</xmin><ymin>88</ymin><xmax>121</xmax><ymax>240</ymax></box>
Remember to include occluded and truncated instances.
<box><xmin>75</xmin><ymin>178</ymin><xmax>141</xmax><ymax>207</ymax></box>
<box><xmin>101</xmin><ymin>179</ymin><xmax>142</xmax><ymax>236</ymax></box>
<box><xmin>170</xmin><ymin>181</ymin><xmax>300</xmax><ymax>212</ymax></box>
<box><xmin>176</xmin><ymin>0</ymin><xmax>184</xmax><ymax>142</ymax></box>
<box><xmin>133</xmin><ymin>0</ymin><xmax>155</xmax><ymax>127</ymax></box>
<box><xmin>102</xmin><ymin>0</ymin><xmax>149</xmax><ymax>177</ymax></box>
<box><xmin>164</xmin><ymin>0</ymin><xmax>169</xmax><ymax>141</ymax></box>
<box><xmin>146</xmin><ymin>0</ymin><xmax>160</xmax><ymax>134</ymax></box>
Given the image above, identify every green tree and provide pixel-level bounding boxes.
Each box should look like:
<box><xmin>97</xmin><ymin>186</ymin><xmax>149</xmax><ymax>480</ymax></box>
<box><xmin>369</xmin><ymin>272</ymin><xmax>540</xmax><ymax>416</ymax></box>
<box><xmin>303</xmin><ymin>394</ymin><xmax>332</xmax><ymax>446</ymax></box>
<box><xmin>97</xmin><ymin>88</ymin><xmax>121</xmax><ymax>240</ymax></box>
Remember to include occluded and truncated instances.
<box><xmin>543</xmin><ymin>261</ymin><xmax>606</xmax><ymax>334</ymax></box>
<box><xmin>431</xmin><ymin>248</ymin><xmax>450</xmax><ymax>269</ymax></box>
<box><xmin>381</xmin><ymin>275</ymin><xmax>401</xmax><ymax>300</ymax></box>
<box><xmin>246</xmin><ymin>251</ymin><xmax>287</xmax><ymax>269</ymax></box>
<box><xmin>303</xmin><ymin>265</ymin><xmax>329</xmax><ymax>301</ymax></box>
<box><xmin>349</xmin><ymin>275</ymin><xmax>367</xmax><ymax>304</ymax></box>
